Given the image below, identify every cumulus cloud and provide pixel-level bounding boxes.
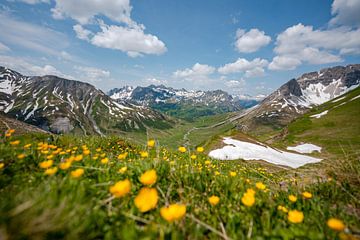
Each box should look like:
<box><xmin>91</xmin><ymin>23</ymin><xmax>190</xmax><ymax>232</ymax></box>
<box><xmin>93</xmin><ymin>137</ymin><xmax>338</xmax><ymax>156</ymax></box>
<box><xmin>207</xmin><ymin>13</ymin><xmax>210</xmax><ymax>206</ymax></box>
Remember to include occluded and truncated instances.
<box><xmin>268</xmin><ymin>56</ymin><xmax>301</xmax><ymax>70</ymax></box>
<box><xmin>0</xmin><ymin>55</ymin><xmax>73</xmax><ymax>78</ymax></box>
<box><xmin>74</xmin><ymin>65</ymin><xmax>110</xmax><ymax>82</ymax></box>
<box><xmin>330</xmin><ymin>0</ymin><xmax>360</xmax><ymax>27</ymax></box>
<box><xmin>235</xmin><ymin>28</ymin><xmax>271</xmax><ymax>53</ymax></box>
<box><xmin>53</xmin><ymin>0</ymin><xmax>167</xmax><ymax>57</ymax></box>
<box><xmin>174</xmin><ymin>63</ymin><xmax>215</xmax><ymax>78</ymax></box>
<box><xmin>51</xmin><ymin>0</ymin><xmax>133</xmax><ymax>25</ymax></box>
<box><xmin>218</xmin><ymin>58</ymin><xmax>268</xmax><ymax>77</ymax></box>
<box><xmin>269</xmin><ymin>23</ymin><xmax>359</xmax><ymax>70</ymax></box>
<box><xmin>90</xmin><ymin>23</ymin><xmax>167</xmax><ymax>57</ymax></box>
<box><xmin>0</xmin><ymin>42</ymin><xmax>10</xmax><ymax>52</ymax></box>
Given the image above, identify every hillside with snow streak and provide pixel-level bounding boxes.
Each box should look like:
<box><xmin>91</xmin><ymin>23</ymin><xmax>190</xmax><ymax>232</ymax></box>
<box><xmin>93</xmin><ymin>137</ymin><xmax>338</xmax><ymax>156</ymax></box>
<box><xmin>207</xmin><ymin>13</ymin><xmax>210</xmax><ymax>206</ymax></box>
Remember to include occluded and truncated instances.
<box><xmin>0</xmin><ymin>67</ymin><xmax>172</xmax><ymax>135</ymax></box>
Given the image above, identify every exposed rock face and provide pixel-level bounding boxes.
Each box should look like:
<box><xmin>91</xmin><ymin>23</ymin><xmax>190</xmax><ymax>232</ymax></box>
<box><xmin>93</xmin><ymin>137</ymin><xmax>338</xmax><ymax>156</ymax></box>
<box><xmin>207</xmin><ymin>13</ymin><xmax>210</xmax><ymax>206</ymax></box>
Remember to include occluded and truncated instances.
<box><xmin>0</xmin><ymin>67</ymin><xmax>173</xmax><ymax>135</ymax></box>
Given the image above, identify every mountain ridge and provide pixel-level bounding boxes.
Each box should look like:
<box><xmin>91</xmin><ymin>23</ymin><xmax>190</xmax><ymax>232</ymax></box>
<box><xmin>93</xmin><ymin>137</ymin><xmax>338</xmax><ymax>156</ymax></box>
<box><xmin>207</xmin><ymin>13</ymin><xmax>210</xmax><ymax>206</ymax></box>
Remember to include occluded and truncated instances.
<box><xmin>0</xmin><ymin>66</ymin><xmax>173</xmax><ymax>135</ymax></box>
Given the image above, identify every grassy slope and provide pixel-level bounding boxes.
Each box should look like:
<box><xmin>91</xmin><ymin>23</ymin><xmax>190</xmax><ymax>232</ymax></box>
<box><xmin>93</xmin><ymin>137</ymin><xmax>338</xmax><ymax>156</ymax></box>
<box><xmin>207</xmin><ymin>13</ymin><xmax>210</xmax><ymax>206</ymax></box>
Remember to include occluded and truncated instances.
<box><xmin>0</xmin><ymin>133</ymin><xmax>359</xmax><ymax>239</ymax></box>
<box><xmin>275</xmin><ymin>87</ymin><xmax>360</xmax><ymax>157</ymax></box>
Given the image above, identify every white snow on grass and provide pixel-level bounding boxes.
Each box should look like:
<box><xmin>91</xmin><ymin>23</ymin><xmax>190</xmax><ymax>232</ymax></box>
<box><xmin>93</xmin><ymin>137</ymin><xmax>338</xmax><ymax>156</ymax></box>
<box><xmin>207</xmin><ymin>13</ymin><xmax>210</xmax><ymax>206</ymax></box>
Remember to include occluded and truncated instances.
<box><xmin>350</xmin><ymin>95</ymin><xmax>360</xmax><ymax>101</ymax></box>
<box><xmin>331</xmin><ymin>96</ymin><xmax>346</xmax><ymax>103</ymax></box>
<box><xmin>310</xmin><ymin>110</ymin><xmax>328</xmax><ymax>119</ymax></box>
<box><xmin>208</xmin><ymin>138</ymin><xmax>322</xmax><ymax>168</ymax></box>
<box><xmin>286</xmin><ymin>143</ymin><xmax>321</xmax><ymax>154</ymax></box>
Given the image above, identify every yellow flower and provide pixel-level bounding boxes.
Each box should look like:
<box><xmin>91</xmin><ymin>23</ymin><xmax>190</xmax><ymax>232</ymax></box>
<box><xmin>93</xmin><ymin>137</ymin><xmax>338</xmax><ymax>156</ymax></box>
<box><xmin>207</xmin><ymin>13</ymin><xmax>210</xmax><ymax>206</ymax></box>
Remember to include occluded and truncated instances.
<box><xmin>10</xmin><ymin>140</ymin><xmax>20</xmax><ymax>146</ymax></box>
<box><xmin>288</xmin><ymin>195</ymin><xmax>297</xmax><ymax>202</ymax></box>
<box><xmin>208</xmin><ymin>195</ymin><xmax>220</xmax><ymax>206</ymax></box>
<box><xmin>139</xmin><ymin>169</ymin><xmax>157</xmax><ymax>185</ymax></box>
<box><xmin>302</xmin><ymin>191</ymin><xmax>312</xmax><ymax>199</ymax></box>
<box><xmin>190</xmin><ymin>154</ymin><xmax>197</xmax><ymax>160</ymax></box>
<box><xmin>118</xmin><ymin>166</ymin><xmax>127</xmax><ymax>174</ymax></box>
<box><xmin>117</xmin><ymin>153</ymin><xmax>128</xmax><ymax>160</ymax></box>
<box><xmin>0</xmin><ymin>163</ymin><xmax>4</xmax><ymax>169</ymax></box>
<box><xmin>71</xmin><ymin>168</ymin><xmax>84</xmax><ymax>178</ymax></box>
<box><xmin>287</xmin><ymin>210</ymin><xmax>304</xmax><ymax>223</ymax></box>
<box><xmin>140</xmin><ymin>151</ymin><xmax>149</xmax><ymax>158</ymax></box>
<box><xmin>160</xmin><ymin>204</ymin><xmax>186</xmax><ymax>222</ymax></box>
<box><xmin>327</xmin><ymin>218</ymin><xmax>345</xmax><ymax>231</ymax></box>
<box><xmin>44</xmin><ymin>167</ymin><xmax>58</xmax><ymax>176</ymax></box>
<box><xmin>196</xmin><ymin>146</ymin><xmax>204</xmax><ymax>153</ymax></box>
<box><xmin>178</xmin><ymin>146</ymin><xmax>186</xmax><ymax>153</ymax></box>
<box><xmin>59</xmin><ymin>161</ymin><xmax>72</xmax><ymax>170</ymax></box>
<box><xmin>83</xmin><ymin>149</ymin><xmax>90</xmax><ymax>155</ymax></box>
<box><xmin>134</xmin><ymin>187</ymin><xmax>158</xmax><ymax>212</ymax></box>
<box><xmin>74</xmin><ymin>155</ymin><xmax>83</xmax><ymax>161</ymax></box>
<box><xmin>205</xmin><ymin>160</ymin><xmax>211</xmax><ymax>165</ymax></box>
<box><xmin>23</xmin><ymin>143</ymin><xmax>32</xmax><ymax>149</ymax></box>
<box><xmin>101</xmin><ymin>157</ymin><xmax>109</xmax><ymax>164</ymax></box>
<box><xmin>255</xmin><ymin>182</ymin><xmax>266</xmax><ymax>190</ymax></box>
<box><xmin>96</xmin><ymin>148</ymin><xmax>102</xmax><ymax>152</ymax></box>
<box><xmin>241</xmin><ymin>189</ymin><xmax>255</xmax><ymax>207</ymax></box>
<box><xmin>214</xmin><ymin>171</ymin><xmax>220</xmax><ymax>176</ymax></box>
<box><xmin>17</xmin><ymin>153</ymin><xmax>26</xmax><ymax>159</ymax></box>
<box><xmin>109</xmin><ymin>179</ymin><xmax>131</xmax><ymax>198</ymax></box>
<box><xmin>8</xmin><ymin>129</ymin><xmax>15</xmax><ymax>134</ymax></box>
<box><xmin>147</xmin><ymin>139</ymin><xmax>155</xmax><ymax>148</ymax></box>
<box><xmin>39</xmin><ymin>160</ymin><xmax>53</xmax><ymax>169</ymax></box>
<box><xmin>229</xmin><ymin>171</ymin><xmax>237</xmax><ymax>177</ymax></box>
<box><xmin>277</xmin><ymin>205</ymin><xmax>288</xmax><ymax>213</ymax></box>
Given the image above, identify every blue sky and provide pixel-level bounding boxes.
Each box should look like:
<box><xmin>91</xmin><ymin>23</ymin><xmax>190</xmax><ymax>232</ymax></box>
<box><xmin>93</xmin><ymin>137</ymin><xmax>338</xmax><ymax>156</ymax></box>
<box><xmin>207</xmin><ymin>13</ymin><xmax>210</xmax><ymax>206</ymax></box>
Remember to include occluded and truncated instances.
<box><xmin>0</xmin><ymin>0</ymin><xmax>359</xmax><ymax>96</ymax></box>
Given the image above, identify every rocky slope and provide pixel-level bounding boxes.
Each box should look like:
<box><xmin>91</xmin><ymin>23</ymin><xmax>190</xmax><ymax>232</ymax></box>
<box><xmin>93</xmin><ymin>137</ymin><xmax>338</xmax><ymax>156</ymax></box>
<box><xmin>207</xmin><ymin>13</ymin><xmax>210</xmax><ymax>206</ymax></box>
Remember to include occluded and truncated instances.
<box><xmin>0</xmin><ymin>67</ymin><xmax>172</xmax><ymax>135</ymax></box>
<box><xmin>237</xmin><ymin>64</ymin><xmax>360</xmax><ymax>131</ymax></box>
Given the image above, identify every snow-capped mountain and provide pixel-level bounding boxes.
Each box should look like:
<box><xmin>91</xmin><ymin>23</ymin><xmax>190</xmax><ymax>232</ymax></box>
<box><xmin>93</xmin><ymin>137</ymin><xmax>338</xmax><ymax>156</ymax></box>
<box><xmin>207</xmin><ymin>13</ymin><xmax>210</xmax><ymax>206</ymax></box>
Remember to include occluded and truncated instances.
<box><xmin>108</xmin><ymin>85</ymin><xmax>260</xmax><ymax>120</ymax></box>
<box><xmin>239</xmin><ymin>64</ymin><xmax>360</xmax><ymax>129</ymax></box>
<box><xmin>0</xmin><ymin>67</ymin><xmax>172</xmax><ymax>135</ymax></box>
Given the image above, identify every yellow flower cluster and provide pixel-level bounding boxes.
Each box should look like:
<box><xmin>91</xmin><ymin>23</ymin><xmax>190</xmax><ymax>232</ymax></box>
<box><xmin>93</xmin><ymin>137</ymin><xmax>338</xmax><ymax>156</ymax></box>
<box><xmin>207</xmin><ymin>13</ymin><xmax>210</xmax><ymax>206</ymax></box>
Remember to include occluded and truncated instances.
<box><xmin>288</xmin><ymin>210</ymin><xmax>304</xmax><ymax>223</ymax></box>
<box><xmin>241</xmin><ymin>188</ymin><xmax>255</xmax><ymax>207</ymax></box>
<box><xmin>134</xmin><ymin>187</ymin><xmax>158</xmax><ymax>212</ymax></box>
<box><xmin>208</xmin><ymin>195</ymin><xmax>220</xmax><ymax>206</ymax></box>
<box><xmin>139</xmin><ymin>169</ymin><xmax>157</xmax><ymax>185</ymax></box>
<box><xmin>160</xmin><ymin>204</ymin><xmax>186</xmax><ymax>222</ymax></box>
<box><xmin>110</xmin><ymin>179</ymin><xmax>131</xmax><ymax>198</ymax></box>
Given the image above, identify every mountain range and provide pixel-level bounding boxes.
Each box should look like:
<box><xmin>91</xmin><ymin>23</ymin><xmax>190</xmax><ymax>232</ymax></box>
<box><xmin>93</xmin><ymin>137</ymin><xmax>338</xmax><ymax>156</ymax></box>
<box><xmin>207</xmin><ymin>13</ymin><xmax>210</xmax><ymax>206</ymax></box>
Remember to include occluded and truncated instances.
<box><xmin>108</xmin><ymin>85</ymin><xmax>260</xmax><ymax>120</ymax></box>
<box><xmin>0</xmin><ymin>64</ymin><xmax>359</xmax><ymax>136</ymax></box>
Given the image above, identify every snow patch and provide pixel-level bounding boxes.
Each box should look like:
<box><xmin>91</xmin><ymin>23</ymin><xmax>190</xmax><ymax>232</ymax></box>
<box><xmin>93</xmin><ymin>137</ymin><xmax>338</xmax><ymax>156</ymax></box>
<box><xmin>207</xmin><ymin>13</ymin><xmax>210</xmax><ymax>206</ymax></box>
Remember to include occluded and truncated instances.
<box><xmin>310</xmin><ymin>110</ymin><xmax>328</xmax><ymax>119</ymax></box>
<box><xmin>286</xmin><ymin>143</ymin><xmax>322</xmax><ymax>154</ymax></box>
<box><xmin>208</xmin><ymin>138</ymin><xmax>322</xmax><ymax>168</ymax></box>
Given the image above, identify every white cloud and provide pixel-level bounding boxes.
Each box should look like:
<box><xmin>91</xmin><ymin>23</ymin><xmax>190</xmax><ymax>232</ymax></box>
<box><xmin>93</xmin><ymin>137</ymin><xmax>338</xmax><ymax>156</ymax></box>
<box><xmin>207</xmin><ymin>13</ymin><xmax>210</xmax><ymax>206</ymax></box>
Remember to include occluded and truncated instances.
<box><xmin>74</xmin><ymin>65</ymin><xmax>110</xmax><ymax>82</ymax></box>
<box><xmin>235</xmin><ymin>28</ymin><xmax>271</xmax><ymax>53</ymax></box>
<box><xmin>225</xmin><ymin>79</ymin><xmax>245</xmax><ymax>88</ymax></box>
<box><xmin>268</xmin><ymin>56</ymin><xmax>301</xmax><ymax>70</ymax></box>
<box><xmin>51</xmin><ymin>0</ymin><xmax>134</xmax><ymax>26</ymax></box>
<box><xmin>0</xmin><ymin>42</ymin><xmax>10</xmax><ymax>52</ymax></box>
<box><xmin>218</xmin><ymin>58</ymin><xmax>268</xmax><ymax>77</ymax></box>
<box><xmin>330</xmin><ymin>0</ymin><xmax>360</xmax><ymax>27</ymax></box>
<box><xmin>269</xmin><ymin>23</ymin><xmax>360</xmax><ymax>70</ymax></box>
<box><xmin>0</xmin><ymin>55</ymin><xmax>73</xmax><ymax>78</ymax></box>
<box><xmin>89</xmin><ymin>23</ymin><xmax>167</xmax><ymax>57</ymax></box>
<box><xmin>174</xmin><ymin>63</ymin><xmax>215</xmax><ymax>78</ymax></box>
<box><xmin>73</xmin><ymin>24</ymin><xmax>92</xmax><ymax>41</ymax></box>
<box><xmin>0</xmin><ymin>12</ymin><xmax>70</xmax><ymax>59</ymax></box>
<box><xmin>54</xmin><ymin>0</ymin><xmax>167</xmax><ymax>57</ymax></box>
<box><xmin>146</xmin><ymin>77</ymin><xmax>167</xmax><ymax>85</ymax></box>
